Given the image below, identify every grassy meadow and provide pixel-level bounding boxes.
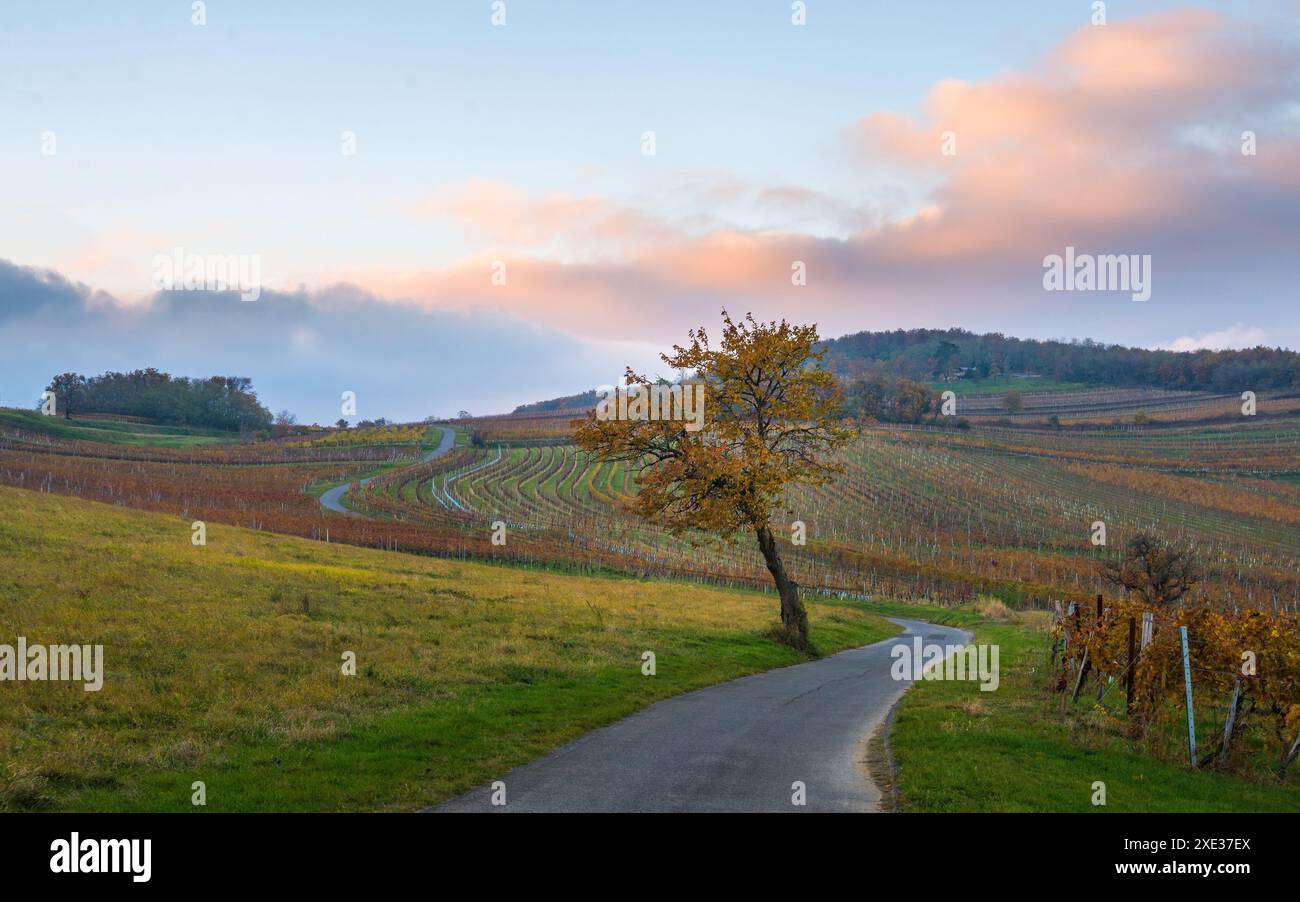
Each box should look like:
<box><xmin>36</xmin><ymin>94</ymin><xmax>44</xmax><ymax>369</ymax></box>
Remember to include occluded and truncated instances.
<box><xmin>0</xmin><ymin>485</ymin><xmax>897</xmax><ymax>812</ymax></box>
<box><xmin>0</xmin><ymin>408</ymin><xmax>237</xmax><ymax>447</ymax></box>
<box><xmin>920</xmin><ymin>376</ymin><xmax>1090</xmax><ymax>395</ymax></box>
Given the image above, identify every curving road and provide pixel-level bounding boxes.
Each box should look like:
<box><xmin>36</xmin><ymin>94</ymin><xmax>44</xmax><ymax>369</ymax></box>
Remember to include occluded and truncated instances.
<box><xmin>319</xmin><ymin>426</ymin><xmax>456</xmax><ymax>515</ymax></box>
<box><xmin>432</xmin><ymin>617</ymin><xmax>971</xmax><ymax>813</ymax></box>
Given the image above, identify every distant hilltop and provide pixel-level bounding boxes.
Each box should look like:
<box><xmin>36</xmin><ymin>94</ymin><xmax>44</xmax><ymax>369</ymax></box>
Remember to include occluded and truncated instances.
<box><xmin>511</xmin><ymin>327</ymin><xmax>1300</xmax><ymax>417</ymax></box>
<box><xmin>817</xmin><ymin>328</ymin><xmax>1299</xmax><ymax>393</ymax></box>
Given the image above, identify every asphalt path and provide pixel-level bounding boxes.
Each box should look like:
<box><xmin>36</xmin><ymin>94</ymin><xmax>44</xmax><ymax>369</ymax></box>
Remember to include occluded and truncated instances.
<box><xmin>318</xmin><ymin>425</ymin><xmax>456</xmax><ymax>515</ymax></box>
<box><xmin>433</xmin><ymin>616</ymin><xmax>972</xmax><ymax>812</ymax></box>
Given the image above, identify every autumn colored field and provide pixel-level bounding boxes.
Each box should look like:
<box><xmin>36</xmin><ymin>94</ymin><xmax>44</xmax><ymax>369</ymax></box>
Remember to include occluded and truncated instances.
<box><xmin>2</xmin><ymin>390</ymin><xmax>1297</xmax><ymax>813</ymax></box>
<box><xmin>0</xmin><ymin>486</ymin><xmax>896</xmax><ymax>811</ymax></box>
<box><xmin>3</xmin><ymin>395</ymin><xmax>1298</xmax><ymax>614</ymax></box>
<box><xmin>356</xmin><ymin>405</ymin><xmax>1300</xmax><ymax>614</ymax></box>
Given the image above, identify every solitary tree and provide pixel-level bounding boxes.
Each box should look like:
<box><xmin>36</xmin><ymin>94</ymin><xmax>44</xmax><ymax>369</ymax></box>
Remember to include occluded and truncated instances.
<box><xmin>45</xmin><ymin>372</ymin><xmax>87</xmax><ymax>419</ymax></box>
<box><xmin>573</xmin><ymin>311</ymin><xmax>850</xmax><ymax>649</ymax></box>
<box><xmin>887</xmin><ymin>378</ymin><xmax>936</xmax><ymax>424</ymax></box>
<box><xmin>1003</xmin><ymin>389</ymin><xmax>1024</xmax><ymax>414</ymax></box>
<box><xmin>1102</xmin><ymin>532</ymin><xmax>1200</xmax><ymax>607</ymax></box>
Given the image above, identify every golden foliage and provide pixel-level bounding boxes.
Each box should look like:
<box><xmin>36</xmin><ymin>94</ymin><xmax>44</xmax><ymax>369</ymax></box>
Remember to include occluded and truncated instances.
<box><xmin>572</xmin><ymin>311</ymin><xmax>851</xmax><ymax>539</ymax></box>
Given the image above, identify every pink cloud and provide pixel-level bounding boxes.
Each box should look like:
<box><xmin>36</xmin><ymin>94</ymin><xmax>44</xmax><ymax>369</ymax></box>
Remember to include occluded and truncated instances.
<box><xmin>343</xmin><ymin>10</ymin><xmax>1300</xmax><ymax>344</ymax></box>
<box><xmin>413</xmin><ymin>179</ymin><xmax>675</xmax><ymax>254</ymax></box>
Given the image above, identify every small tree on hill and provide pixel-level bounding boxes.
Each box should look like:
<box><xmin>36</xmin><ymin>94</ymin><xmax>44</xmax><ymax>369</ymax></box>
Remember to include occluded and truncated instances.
<box><xmin>573</xmin><ymin>311</ymin><xmax>850</xmax><ymax>649</ymax></box>
<box><xmin>1102</xmin><ymin>532</ymin><xmax>1200</xmax><ymax>607</ymax></box>
<box><xmin>886</xmin><ymin>378</ymin><xmax>936</xmax><ymax>424</ymax></box>
<box><xmin>45</xmin><ymin>373</ymin><xmax>87</xmax><ymax>419</ymax></box>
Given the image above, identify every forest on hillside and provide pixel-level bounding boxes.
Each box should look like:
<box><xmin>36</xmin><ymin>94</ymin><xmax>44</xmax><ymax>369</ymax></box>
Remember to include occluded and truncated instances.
<box><xmin>43</xmin><ymin>369</ymin><xmax>273</xmax><ymax>431</ymax></box>
<box><xmin>819</xmin><ymin>328</ymin><xmax>1300</xmax><ymax>391</ymax></box>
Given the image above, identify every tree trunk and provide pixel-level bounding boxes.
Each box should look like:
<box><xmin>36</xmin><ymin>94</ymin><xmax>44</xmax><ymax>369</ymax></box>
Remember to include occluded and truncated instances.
<box><xmin>755</xmin><ymin>523</ymin><xmax>808</xmax><ymax>649</ymax></box>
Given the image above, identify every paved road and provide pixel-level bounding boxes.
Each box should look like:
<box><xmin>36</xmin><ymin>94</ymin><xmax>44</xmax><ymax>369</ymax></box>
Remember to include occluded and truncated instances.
<box><xmin>433</xmin><ymin>617</ymin><xmax>971</xmax><ymax>813</ymax></box>
<box><xmin>319</xmin><ymin>426</ymin><xmax>456</xmax><ymax>515</ymax></box>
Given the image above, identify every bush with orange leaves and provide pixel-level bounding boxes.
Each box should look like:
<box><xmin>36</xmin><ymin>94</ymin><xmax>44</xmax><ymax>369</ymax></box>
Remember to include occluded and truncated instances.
<box><xmin>1056</xmin><ymin>597</ymin><xmax>1300</xmax><ymax>778</ymax></box>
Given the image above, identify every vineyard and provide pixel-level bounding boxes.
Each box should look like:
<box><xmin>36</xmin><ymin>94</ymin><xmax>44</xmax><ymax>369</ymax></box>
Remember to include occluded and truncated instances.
<box><xmin>944</xmin><ymin>387</ymin><xmax>1300</xmax><ymax>428</ymax></box>
<box><xmin>343</xmin><ymin>414</ymin><xmax>1300</xmax><ymax>610</ymax></box>
<box><xmin>464</xmin><ymin>410</ymin><xmax>578</xmax><ymax>446</ymax></box>
<box><xmin>3</xmin><ymin>401</ymin><xmax>1298</xmax><ymax>616</ymax></box>
<box><xmin>287</xmin><ymin>424</ymin><xmax>427</xmax><ymax>448</ymax></box>
<box><xmin>3</xmin><ymin>397</ymin><xmax>1298</xmax><ymax>803</ymax></box>
<box><xmin>1052</xmin><ymin>595</ymin><xmax>1300</xmax><ymax>779</ymax></box>
<box><xmin>954</xmin><ymin>386</ymin><xmax>1227</xmax><ymax>417</ymax></box>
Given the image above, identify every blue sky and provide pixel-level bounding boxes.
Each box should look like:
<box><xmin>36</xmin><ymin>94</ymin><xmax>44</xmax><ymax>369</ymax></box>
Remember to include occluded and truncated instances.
<box><xmin>2</xmin><ymin>1</ymin><xmax>1298</xmax><ymax>421</ymax></box>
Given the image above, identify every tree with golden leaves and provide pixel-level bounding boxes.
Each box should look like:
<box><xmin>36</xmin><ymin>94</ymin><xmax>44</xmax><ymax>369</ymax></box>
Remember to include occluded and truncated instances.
<box><xmin>572</xmin><ymin>311</ymin><xmax>850</xmax><ymax>649</ymax></box>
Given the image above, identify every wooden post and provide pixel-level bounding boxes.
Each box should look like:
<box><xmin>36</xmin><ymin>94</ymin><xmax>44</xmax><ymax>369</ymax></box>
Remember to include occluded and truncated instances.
<box><xmin>1049</xmin><ymin>600</ymin><xmax>1062</xmax><ymax>666</ymax></box>
<box><xmin>1125</xmin><ymin>616</ymin><xmax>1137</xmax><ymax>716</ymax></box>
<box><xmin>1091</xmin><ymin>594</ymin><xmax>1105</xmax><ymax>703</ymax></box>
<box><xmin>1068</xmin><ymin>599</ymin><xmax>1103</xmax><ymax>703</ymax></box>
<box><xmin>1071</xmin><ymin>646</ymin><xmax>1092</xmax><ymax>702</ymax></box>
<box><xmin>1179</xmin><ymin>626</ymin><xmax>1197</xmax><ymax>767</ymax></box>
<box><xmin>1218</xmin><ymin>679</ymin><xmax>1241</xmax><ymax>768</ymax></box>
<box><xmin>1067</xmin><ymin>602</ymin><xmax>1078</xmax><ymax>667</ymax></box>
<box><xmin>1282</xmin><ymin>733</ymin><xmax>1300</xmax><ymax>779</ymax></box>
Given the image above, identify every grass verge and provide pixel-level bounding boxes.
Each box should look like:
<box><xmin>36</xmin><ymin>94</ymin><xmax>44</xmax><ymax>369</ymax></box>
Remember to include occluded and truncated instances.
<box><xmin>885</xmin><ymin>604</ymin><xmax>1300</xmax><ymax>812</ymax></box>
<box><xmin>0</xmin><ymin>485</ymin><xmax>897</xmax><ymax>812</ymax></box>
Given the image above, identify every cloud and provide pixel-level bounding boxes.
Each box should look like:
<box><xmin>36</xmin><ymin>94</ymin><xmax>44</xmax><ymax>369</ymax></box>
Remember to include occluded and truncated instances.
<box><xmin>340</xmin><ymin>10</ymin><xmax>1300</xmax><ymax>349</ymax></box>
<box><xmin>0</xmin><ymin>259</ymin><xmax>115</xmax><ymax>317</ymax></box>
<box><xmin>853</xmin><ymin>10</ymin><xmax>1300</xmax><ymax>245</ymax></box>
<box><xmin>412</xmin><ymin>179</ymin><xmax>677</xmax><ymax>257</ymax></box>
<box><xmin>1158</xmin><ymin>324</ymin><xmax>1270</xmax><ymax>352</ymax></box>
<box><xmin>0</xmin><ymin>260</ymin><xmax>658</xmax><ymax>421</ymax></box>
<box><xmin>13</xmin><ymin>7</ymin><xmax>1300</xmax><ymax>399</ymax></box>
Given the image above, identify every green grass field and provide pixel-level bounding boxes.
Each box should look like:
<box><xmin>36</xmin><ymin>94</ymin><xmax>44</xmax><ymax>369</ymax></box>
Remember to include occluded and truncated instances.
<box><xmin>883</xmin><ymin>603</ymin><xmax>1300</xmax><ymax>812</ymax></box>
<box><xmin>0</xmin><ymin>485</ymin><xmax>897</xmax><ymax>812</ymax></box>
<box><xmin>922</xmin><ymin>376</ymin><xmax>1091</xmax><ymax>395</ymax></box>
<box><xmin>0</xmin><ymin>408</ymin><xmax>238</xmax><ymax>447</ymax></box>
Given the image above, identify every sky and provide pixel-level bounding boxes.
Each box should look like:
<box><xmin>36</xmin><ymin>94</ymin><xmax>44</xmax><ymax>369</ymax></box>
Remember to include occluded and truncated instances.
<box><xmin>2</xmin><ymin>1</ymin><xmax>1298</xmax><ymax>422</ymax></box>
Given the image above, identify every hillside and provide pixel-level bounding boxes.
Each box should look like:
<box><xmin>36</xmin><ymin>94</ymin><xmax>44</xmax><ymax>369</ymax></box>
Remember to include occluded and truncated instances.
<box><xmin>499</xmin><ymin>328</ymin><xmax>1300</xmax><ymax>426</ymax></box>
<box><xmin>0</xmin><ymin>408</ymin><xmax>239</xmax><ymax>447</ymax></box>
<box><xmin>818</xmin><ymin>328</ymin><xmax>1300</xmax><ymax>392</ymax></box>
<box><xmin>0</xmin><ymin>485</ymin><xmax>895</xmax><ymax>812</ymax></box>
<box><xmin>42</xmin><ymin>369</ymin><xmax>274</xmax><ymax>432</ymax></box>
<box><xmin>512</xmin><ymin>389</ymin><xmax>598</xmax><ymax>415</ymax></box>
